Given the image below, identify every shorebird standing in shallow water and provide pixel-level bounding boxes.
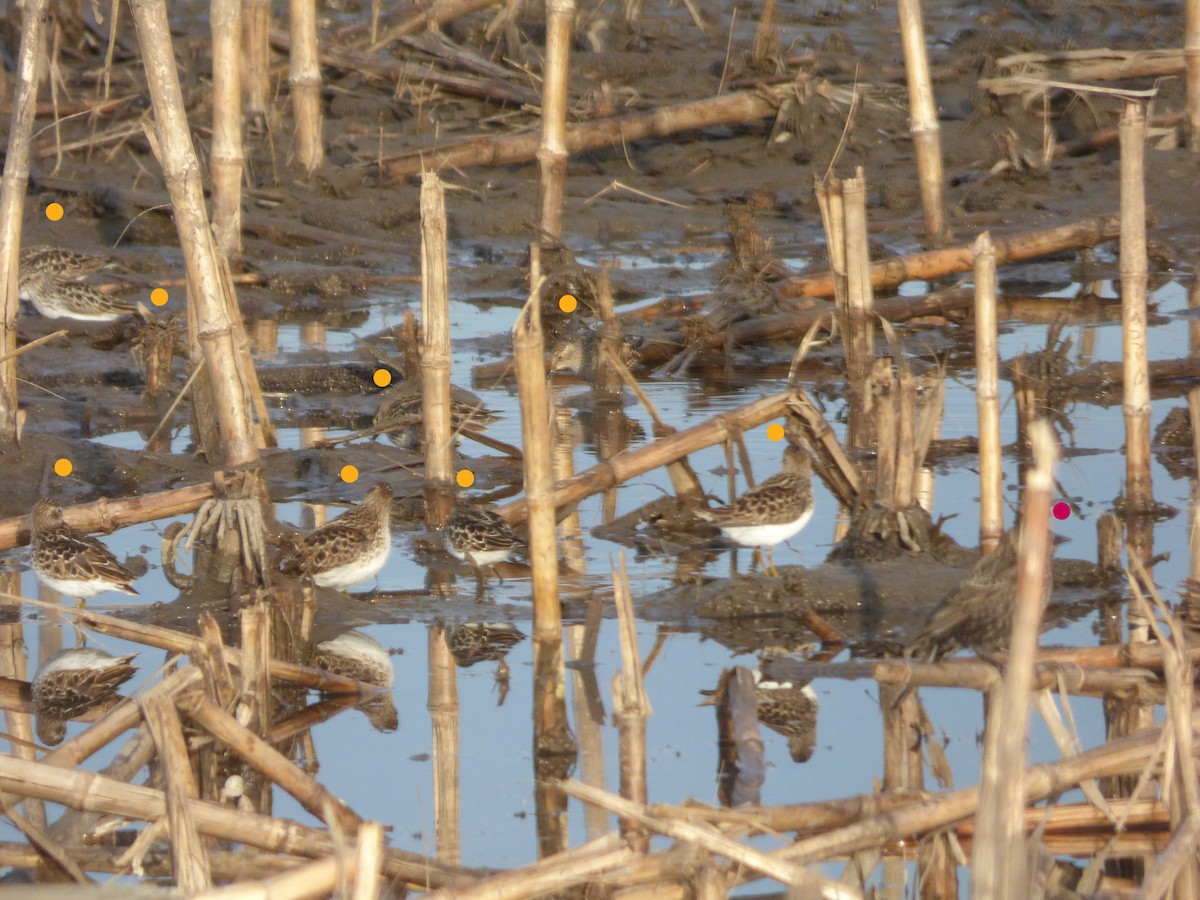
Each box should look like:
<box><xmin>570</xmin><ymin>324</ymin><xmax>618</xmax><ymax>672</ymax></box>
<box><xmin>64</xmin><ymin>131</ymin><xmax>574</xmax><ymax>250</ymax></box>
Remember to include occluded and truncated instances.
<box><xmin>444</xmin><ymin>502</ymin><xmax>524</xmax><ymax>598</ymax></box>
<box><xmin>30</xmin><ymin>499</ymin><xmax>138</xmax><ymax>609</ymax></box>
<box><xmin>279</xmin><ymin>483</ymin><xmax>394</xmax><ymax>591</ymax></box>
<box><xmin>695</xmin><ymin>444</ymin><xmax>815</xmax><ymax>576</ymax></box>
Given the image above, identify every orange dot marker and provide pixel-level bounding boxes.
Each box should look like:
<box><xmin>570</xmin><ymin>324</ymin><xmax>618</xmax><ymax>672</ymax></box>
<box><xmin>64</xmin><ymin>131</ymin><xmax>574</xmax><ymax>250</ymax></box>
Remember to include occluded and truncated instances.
<box><xmin>456</xmin><ymin>469</ymin><xmax>475</xmax><ymax>488</ymax></box>
<box><xmin>558</xmin><ymin>294</ymin><xmax>578</xmax><ymax>313</ymax></box>
<box><xmin>340</xmin><ymin>465</ymin><xmax>359</xmax><ymax>483</ymax></box>
<box><xmin>373</xmin><ymin>369</ymin><xmax>392</xmax><ymax>388</ymax></box>
<box><xmin>53</xmin><ymin>458</ymin><xmax>72</xmax><ymax>477</ymax></box>
<box><xmin>766</xmin><ymin>422</ymin><xmax>785</xmax><ymax>442</ymax></box>
<box><xmin>45</xmin><ymin>203</ymin><xmax>64</xmax><ymax>222</ymax></box>
<box><xmin>150</xmin><ymin>288</ymin><xmax>169</xmax><ymax>307</ymax></box>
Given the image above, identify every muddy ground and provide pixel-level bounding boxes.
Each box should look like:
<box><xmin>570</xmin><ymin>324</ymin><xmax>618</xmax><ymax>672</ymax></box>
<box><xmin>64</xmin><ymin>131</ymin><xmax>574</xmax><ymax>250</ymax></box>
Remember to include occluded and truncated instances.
<box><xmin>0</xmin><ymin>0</ymin><xmax>1191</xmax><ymax>642</ymax></box>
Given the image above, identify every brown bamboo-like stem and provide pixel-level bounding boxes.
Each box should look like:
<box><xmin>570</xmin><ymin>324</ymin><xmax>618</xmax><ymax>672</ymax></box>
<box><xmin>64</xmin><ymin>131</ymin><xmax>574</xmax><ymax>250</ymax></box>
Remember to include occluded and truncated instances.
<box><xmin>560</xmin><ymin>780</ymin><xmax>847</xmax><ymax>896</ymax></box>
<box><xmin>0</xmin><ymin>481</ymin><xmax>214</xmax><ymax>551</ymax></box>
<box><xmin>500</xmin><ymin>391</ymin><xmax>793</xmax><ymax>523</ymax></box>
<box><xmin>843</xmin><ymin>167</ymin><xmax>875</xmax><ymax>385</ymax></box>
<box><xmin>514</xmin><ymin>273</ymin><xmax>576</xmax><ymax>843</ymax></box>
<box><xmin>428</xmin><ymin>626</ymin><xmax>462</xmax><ymax>865</ymax></box>
<box><xmin>178</xmin><ymin>689</ymin><xmax>363</xmax><ymax>835</ymax></box>
<box><xmin>871</xmin><ymin>358</ymin><xmax>896</xmax><ymax>503</ymax></box>
<box><xmin>0</xmin><ymin>0</ymin><xmax>47</xmax><ymax>444</ymax></box>
<box><xmin>141</xmin><ymin>694</ymin><xmax>213</xmax><ymax>892</ymax></box>
<box><xmin>384</xmin><ymin>89</ymin><xmax>778</xmax><ymax>180</ymax></box>
<box><xmin>612</xmin><ymin>556</ymin><xmax>650</xmax><ymax>852</ymax></box>
<box><xmin>366</xmin><ymin>0</ymin><xmax>504</xmax><ymax>52</ymax></box>
<box><xmin>1120</xmin><ymin>102</ymin><xmax>1153</xmax><ymax>533</ymax></box>
<box><xmin>0</xmin><ymin>754</ymin><xmax>479</xmax><ymax>887</ymax></box>
<box><xmin>211</xmin><ymin>0</ymin><xmax>244</xmax><ymax>259</ymax></box>
<box><xmin>1188</xmin><ymin>0</ymin><xmax>1200</xmax><ymax>151</ymax></box>
<box><xmin>421</xmin><ymin>172</ymin><xmax>454</xmax><ymax>523</ymax></box>
<box><xmin>895</xmin><ymin>0</ymin><xmax>948</xmax><ymax>245</ymax></box>
<box><xmin>0</xmin><ymin>619</ymin><xmax>40</xmax><ymax>831</ymax></box>
<box><xmin>971</xmin><ymin>421</ymin><xmax>1055</xmax><ymax>896</ymax></box>
<box><xmin>288</xmin><ymin>0</ymin><xmax>324</xmax><ymax>172</ymax></box>
<box><xmin>130</xmin><ymin>0</ymin><xmax>261</xmax><ymax>467</ymax></box>
<box><xmin>974</xmin><ymin>232</ymin><xmax>1003</xmax><ymax>554</ymax></box>
<box><xmin>241</xmin><ymin>0</ymin><xmax>270</xmax><ymax>117</ymax></box>
<box><xmin>779</xmin><ymin>213</ymin><xmax>1121</xmax><ymax>300</ymax></box>
<box><xmin>537</xmin><ymin>0</ymin><xmax>573</xmax><ymax>243</ymax></box>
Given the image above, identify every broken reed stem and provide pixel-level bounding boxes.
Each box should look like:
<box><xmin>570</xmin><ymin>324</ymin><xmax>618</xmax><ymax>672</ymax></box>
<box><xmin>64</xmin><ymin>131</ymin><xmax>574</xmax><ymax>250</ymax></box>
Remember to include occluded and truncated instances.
<box><xmin>971</xmin><ymin>420</ymin><xmax>1056</xmax><ymax>897</ymax></box>
<box><xmin>177</xmin><ymin>689</ymin><xmax>364</xmax><ymax>835</ymax></box>
<box><xmin>1187</xmin><ymin>0</ymin><xmax>1200</xmax><ymax>152</ymax></box>
<box><xmin>241</xmin><ymin>0</ymin><xmax>270</xmax><ymax>117</ymax></box>
<box><xmin>420</xmin><ymin>171</ymin><xmax>454</xmax><ymax>521</ymax></box>
<box><xmin>894</xmin><ymin>361</ymin><xmax>917</xmax><ymax>509</ymax></box>
<box><xmin>130</xmin><ymin>0</ymin><xmax>260</xmax><ymax>467</ymax></box>
<box><xmin>500</xmin><ymin>391</ymin><xmax>795</xmax><ymax>523</ymax></box>
<box><xmin>141</xmin><ymin>694</ymin><xmax>213</xmax><ymax>892</ymax></box>
<box><xmin>559</xmin><ymin>780</ymin><xmax>846</xmax><ymax>897</ymax></box>
<box><xmin>0</xmin><ymin>0</ymin><xmax>47</xmax><ymax>444</ymax></box>
<box><xmin>871</xmin><ymin>358</ymin><xmax>896</xmax><ymax>503</ymax></box>
<box><xmin>428</xmin><ymin>626</ymin><xmax>462</xmax><ymax>865</ymax></box>
<box><xmin>843</xmin><ymin>167</ymin><xmax>875</xmax><ymax>382</ymax></box>
<box><xmin>210</xmin><ymin>0</ymin><xmax>243</xmax><ymax>258</ymax></box>
<box><xmin>0</xmin><ymin>754</ymin><xmax>477</xmax><ymax>887</ymax></box>
<box><xmin>537</xmin><ymin>0</ymin><xmax>573</xmax><ymax>242</ymax></box>
<box><xmin>288</xmin><ymin>0</ymin><xmax>324</xmax><ymax>172</ymax></box>
<box><xmin>514</xmin><ymin>268</ymin><xmax>576</xmax><ymax>781</ymax></box>
<box><xmin>895</xmin><ymin>0</ymin><xmax>948</xmax><ymax>246</ymax></box>
<box><xmin>612</xmin><ymin>555</ymin><xmax>650</xmax><ymax>852</ymax></box>
<box><xmin>974</xmin><ymin>232</ymin><xmax>1003</xmax><ymax>554</ymax></box>
<box><xmin>1120</xmin><ymin>102</ymin><xmax>1153</xmax><ymax>527</ymax></box>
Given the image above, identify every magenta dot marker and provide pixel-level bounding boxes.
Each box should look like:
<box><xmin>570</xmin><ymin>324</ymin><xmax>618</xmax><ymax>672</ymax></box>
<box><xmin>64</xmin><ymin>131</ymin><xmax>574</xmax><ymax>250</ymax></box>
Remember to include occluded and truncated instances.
<box><xmin>1052</xmin><ymin>502</ymin><xmax>1070</xmax><ymax>520</ymax></box>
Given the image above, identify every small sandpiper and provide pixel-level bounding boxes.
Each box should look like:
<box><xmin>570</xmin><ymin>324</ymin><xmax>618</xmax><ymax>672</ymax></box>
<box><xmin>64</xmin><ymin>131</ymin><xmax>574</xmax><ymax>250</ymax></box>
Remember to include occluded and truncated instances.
<box><xmin>444</xmin><ymin>621</ymin><xmax>525</xmax><ymax>668</ymax></box>
<box><xmin>550</xmin><ymin>329</ymin><xmax>641</xmax><ymax>381</ymax></box>
<box><xmin>19</xmin><ymin>246</ymin><xmax>132</xmax><ymax>322</ymax></box>
<box><xmin>372</xmin><ymin>381</ymin><xmax>498</xmax><ymax>451</ymax></box>
<box><xmin>30</xmin><ymin>499</ymin><xmax>139</xmax><ymax>607</ymax></box>
<box><xmin>906</xmin><ymin>527</ymin><xmax>1053</xmax><ymax>663</ymax></box>
<box><xmin>444</xmin><ymin>502</ymin><xmax>523</xmax><ymax>595</ymax></box>
<box><xmin>694</xmin><ymin>444</ymin><xmax>815</xmax><ymax>576</ymax></box>
<box><xmin>279</xmin><ymin>483</ymin><xmax>393</xmax><ymax>591</ymax></box>
<box><xmin>32</xmin><ymin>647</ymin><xmax>137</xmax><ymax>746</ymax></box>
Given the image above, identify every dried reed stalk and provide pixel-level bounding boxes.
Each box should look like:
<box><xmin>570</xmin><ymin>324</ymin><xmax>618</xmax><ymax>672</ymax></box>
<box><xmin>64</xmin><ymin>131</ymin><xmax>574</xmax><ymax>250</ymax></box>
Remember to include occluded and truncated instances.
<box><xmin>560</xmin><ymin>780</ymin><xmax>853</xmax><ymax>898</ymax></box>
<box><xmin>0</xmin><ymin>618</ymin><xmax>40</xmax><ymax>831</ymax></box>
<box><xmin>211</xmin><ymin>0</ymin><xmax>243</xmax><ymax>258</ymax></box>
<box><xmin>0</xmin><ymin>0</ymin><xmax>47</xmax><ymax>444</ymax></box>
<box><xmin>384</xmin><ymin>89</ymin><xmax>778</xmax><ymax>180</ymax></box>
<box><xmin>537</xmin><ymin>0</ymin><xmax>573</xmax><ymax>242</ymax></box>
<box><xmin>130</xmin><ymin>0</ymin><xmax>262</xmax><ymax>466</ymax></box>
<box><xmin>177</xmin><ymin>689</ymin><xmax>364</xmax><ymax>834</ymax></box>
<box><xmin>366</xmin><ymin>0</ymin><xmax>503</xmax><ymax>51</ymax></box>
<box><xmin>420</xmin><ymin>172</ymin><xmax>454</xmax><ymax>523</ymax></box>
<box><xmin>612</xmin><ymin>556</ymin><xmax>650</xmax><ymax>852</ymax></box>
<box><xmin>288</xmin><ymin>0</ymin><xmax>324</xmax><ymax>172</ymax></box>
<box><xmin>0</xmin><ymin>480</ymin><xmax>214</xmax><ymax>551</ymax></box>
<box><xmin>424</xmin><ymin>834</ymin><xmax>633</xmax><ymax>900</ymax></box>
<box><xmin>1120</xmin><ymin>102</ymin><xmax>1153</xmax><ymax>530</ymax></box>
<box><xmin>192</xmin><ymin>851</ymin><xmax>359</xmax><ymax>900</ymax></box>
<box><xmin>843</xmin><ymin>168</ymin><xmax>875</xmax><ymax>382</ymax></box>
<box><xmin>352</xmin><ymin>821</ymin><xmax>385</xmax><ymax>900</ymax></box>
<box><xmin>870</xmin><ymin>358</ymin><xmax>896</xmax><ymax>502</ymax></box>
<box><xmin>778</xmin><ymin>213</ymin><xmax>1121</xmax><ymax>300</ymax></box>
<box><xmin>895</xmin><ymin>0</ymin><xmax>948</xmax><ymax>245</ymax></box>
<box><xmin>241</xmin><ymin>0</ymin><xmax>270</xmax><ymax>117</ymax></box>
<box><xmin>1189</xmin><ymin>0</ymin><xmax>1200</xmax><ymax>151</ymax></box>
<box><xmin>142</xmin><ymin>694</ymin><xmax>213</xmax><ymax>891</ymax></box>
<box><xmin>428</xmin><ymin>626</ymin><xmax>462</xmax><ymax>864</ymax></box>
<box><xmin>973</xmin><ymin>232</ymin><xmax>1003</xmax><ymax>554</ymax></box>
<box><xmin>500</xmin><ymin>391</ymin><xmax>793</xmax><ymax>523</ymax></box>
<box><xmin>0</xmin><ymin>754</ymin><xmax>481</xmax><ymax>886</ymax></box>
<box><xmin>971</xmin><ymin>420</ymin><xmax>1056</xmax><ymax>896</ymax></box>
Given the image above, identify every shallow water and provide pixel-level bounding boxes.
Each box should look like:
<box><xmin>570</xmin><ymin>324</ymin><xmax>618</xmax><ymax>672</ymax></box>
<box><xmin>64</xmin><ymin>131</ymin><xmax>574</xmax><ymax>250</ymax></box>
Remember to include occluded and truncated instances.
<box><xmin>6</xmin><ymin>253</ymin><xmax>1195</xmax><ymax>892</ymax></box>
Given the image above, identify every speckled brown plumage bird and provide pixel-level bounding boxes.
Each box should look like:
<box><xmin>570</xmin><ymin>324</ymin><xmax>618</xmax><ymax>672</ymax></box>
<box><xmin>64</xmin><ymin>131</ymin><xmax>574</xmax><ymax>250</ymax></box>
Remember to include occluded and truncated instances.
<box><xmin>906</xmin><ymin>528</ymin><xmax>1053</xmax><ymax>662</ymax></box>
<box><xmin>32</xmin><ymin>648</ymin><xmax>137</xmax><ymax>746</ymax></box>
<box><xmin>279</xmin><ymin>483</ymin><xmax>393</xmax><ymax>590</ymax></box>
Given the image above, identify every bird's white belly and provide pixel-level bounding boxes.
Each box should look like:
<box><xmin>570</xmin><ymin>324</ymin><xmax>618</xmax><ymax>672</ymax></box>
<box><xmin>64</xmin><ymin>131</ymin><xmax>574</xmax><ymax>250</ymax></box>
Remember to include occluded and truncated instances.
<box><xmin>313</xmin><ymin>541</ymin><xmax>389</xmax><ymax>590</ymax></box>
<box><xmin>718</xmin><ymin>506</ymin><xmax>814</xmax><ymax>548</ymax></box>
